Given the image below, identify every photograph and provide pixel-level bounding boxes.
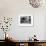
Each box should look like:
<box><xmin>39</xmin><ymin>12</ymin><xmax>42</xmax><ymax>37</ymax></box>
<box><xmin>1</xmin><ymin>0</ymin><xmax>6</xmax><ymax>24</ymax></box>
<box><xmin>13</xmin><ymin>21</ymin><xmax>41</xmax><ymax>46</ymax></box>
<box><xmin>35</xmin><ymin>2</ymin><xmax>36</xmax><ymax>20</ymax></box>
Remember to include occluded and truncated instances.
<box><xmin>19</xmin><ymin>15</ymin><xmax>33</xmax><ymax>26</ymax></box>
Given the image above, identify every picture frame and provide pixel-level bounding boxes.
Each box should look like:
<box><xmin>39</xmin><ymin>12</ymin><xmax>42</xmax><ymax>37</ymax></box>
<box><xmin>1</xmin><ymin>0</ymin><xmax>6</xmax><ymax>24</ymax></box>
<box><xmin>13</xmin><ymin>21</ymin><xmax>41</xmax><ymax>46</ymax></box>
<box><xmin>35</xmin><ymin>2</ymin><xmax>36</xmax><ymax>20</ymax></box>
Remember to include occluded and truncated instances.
<box><xmin>19</xmin><ymin>14</ymin><xmax>33</xmax><ymax>26</ymax></box>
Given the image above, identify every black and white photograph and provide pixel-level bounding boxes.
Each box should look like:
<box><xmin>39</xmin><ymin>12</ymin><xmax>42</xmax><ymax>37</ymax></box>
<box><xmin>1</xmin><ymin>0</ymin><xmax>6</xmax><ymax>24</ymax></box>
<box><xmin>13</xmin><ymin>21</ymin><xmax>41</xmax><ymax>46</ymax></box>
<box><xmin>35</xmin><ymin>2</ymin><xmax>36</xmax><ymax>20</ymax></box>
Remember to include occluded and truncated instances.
<box><xmin>20</xmin><ymin>16</ymin><xmax>31</xmax><ymax>24</ymax></box>
<box><xmin>19</xmin><ymin>15</ymin><xmax>33</xmax><ymax>26</ymax></box>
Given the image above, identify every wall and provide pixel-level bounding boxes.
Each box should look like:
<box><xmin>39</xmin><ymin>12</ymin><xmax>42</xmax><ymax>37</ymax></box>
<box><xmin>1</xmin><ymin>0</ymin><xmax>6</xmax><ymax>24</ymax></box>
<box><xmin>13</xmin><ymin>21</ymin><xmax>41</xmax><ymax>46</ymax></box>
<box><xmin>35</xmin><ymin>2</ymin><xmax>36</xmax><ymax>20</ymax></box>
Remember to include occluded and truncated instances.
<box><xmin>0</xmin><ymin>0</ymin><xmax>46</xmax><ymax>40</ymax></box>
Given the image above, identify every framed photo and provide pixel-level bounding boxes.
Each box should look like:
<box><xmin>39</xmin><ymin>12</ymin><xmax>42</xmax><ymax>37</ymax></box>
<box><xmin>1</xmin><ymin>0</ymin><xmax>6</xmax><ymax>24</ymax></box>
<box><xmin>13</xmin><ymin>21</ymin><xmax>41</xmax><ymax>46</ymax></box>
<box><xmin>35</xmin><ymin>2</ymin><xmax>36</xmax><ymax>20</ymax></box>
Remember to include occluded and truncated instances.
<box><xmin>19</xmin><ymin>15</ymin><xmax>33</xmax><ymax>26</ymax></box>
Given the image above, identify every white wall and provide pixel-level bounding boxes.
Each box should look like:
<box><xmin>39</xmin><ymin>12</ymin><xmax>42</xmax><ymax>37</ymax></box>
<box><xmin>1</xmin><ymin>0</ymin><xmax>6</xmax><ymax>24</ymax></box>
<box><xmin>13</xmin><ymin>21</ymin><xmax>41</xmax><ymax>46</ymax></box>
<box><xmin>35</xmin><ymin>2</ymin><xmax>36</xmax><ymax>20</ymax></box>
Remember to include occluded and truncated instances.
<box><xmin>0</xmin><ymin>0</ymin><xmax>46</xmax><ymax>40</ymax></box>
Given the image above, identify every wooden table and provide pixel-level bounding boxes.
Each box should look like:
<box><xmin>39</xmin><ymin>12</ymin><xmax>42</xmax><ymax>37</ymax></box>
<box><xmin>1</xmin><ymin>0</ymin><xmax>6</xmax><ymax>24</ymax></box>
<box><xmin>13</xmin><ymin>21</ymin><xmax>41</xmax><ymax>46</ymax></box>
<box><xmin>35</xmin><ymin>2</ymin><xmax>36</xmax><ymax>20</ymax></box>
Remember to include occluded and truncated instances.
<box><xmin>5</xmin><ymin>39</ymin><xmax>46</xmax><ymax>46</ymax></box>
<box><xmin>13</xmin><ymin>40</ymin><xmax>46</xmax><ymax>46</ymax></box>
